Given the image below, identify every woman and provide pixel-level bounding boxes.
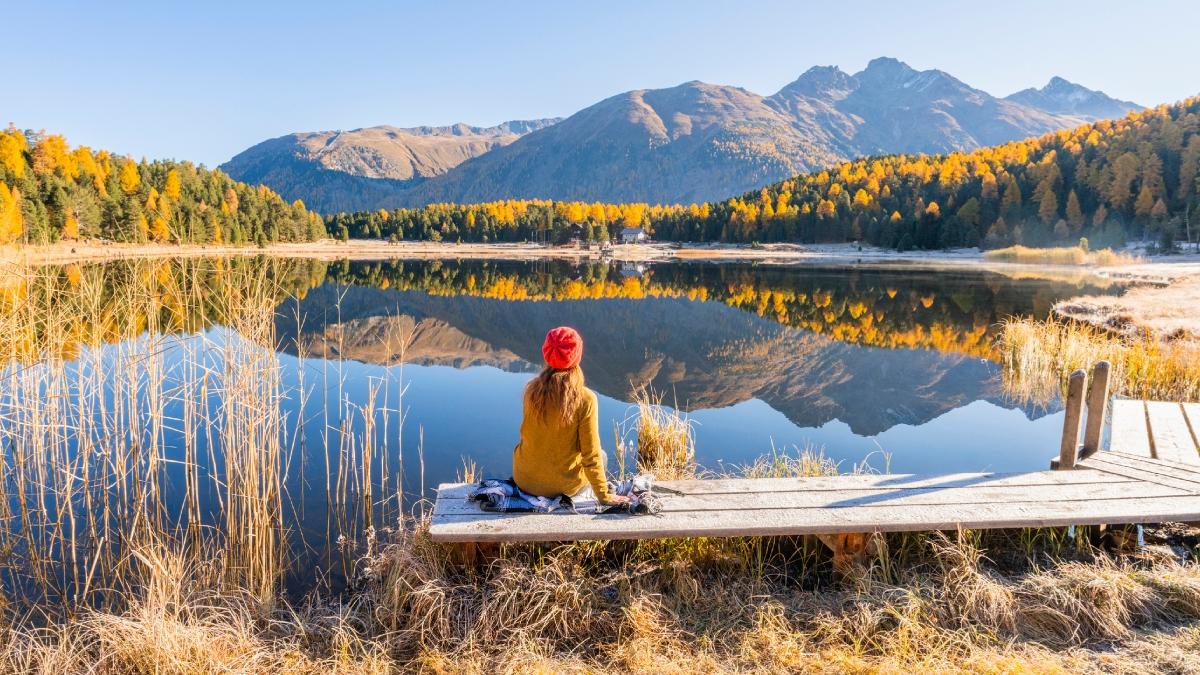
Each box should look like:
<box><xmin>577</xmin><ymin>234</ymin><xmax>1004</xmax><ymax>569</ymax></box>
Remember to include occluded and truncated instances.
<box><xmin>513</xmin><ymin>326</ymin><xmax>630</xmax><ymax>506</ymax></box>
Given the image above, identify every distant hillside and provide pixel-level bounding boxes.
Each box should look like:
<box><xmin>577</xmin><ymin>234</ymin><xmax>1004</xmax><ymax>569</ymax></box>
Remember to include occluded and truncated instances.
<box><xmin>652</xmin><ymin>96</ymin><xmax>1200</xmax><ymax>250</ymax></box>
<box><xmin>327</xmin><ymin>97</ymin><xmax>1200</xmax><ymax>251</ymax></box>
<box><xmin>0</xmin><ymin>126</ymin><xmax>322</xmax><ymax>245</ymax></box>
<box><xmin>220</xmin><ymin>120</ymin><xmax>559</xmax><ymax>213</ymax></box>
<box><xmin>1006</xmin><ymin>77</ymin><xmax>1140</xmax><ymax>120</ymax></box>
<box><xmin>224</xmin><ymin>58</ymin><xmax>1136</xmax><ymax>212</ymax></box>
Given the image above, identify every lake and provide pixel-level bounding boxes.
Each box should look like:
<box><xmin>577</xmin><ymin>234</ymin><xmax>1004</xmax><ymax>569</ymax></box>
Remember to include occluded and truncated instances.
<box><xmin>0</xmin><ymin>255</ymin><xmax>1121</xmax><ymax>596</ymax></box>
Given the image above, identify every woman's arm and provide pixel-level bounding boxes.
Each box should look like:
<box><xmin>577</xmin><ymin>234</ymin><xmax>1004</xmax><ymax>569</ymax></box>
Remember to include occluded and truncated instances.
<box><xmin>578</xmin><ymin>392</ymin><xmax>614</xmax><ymax>503</ymax></box>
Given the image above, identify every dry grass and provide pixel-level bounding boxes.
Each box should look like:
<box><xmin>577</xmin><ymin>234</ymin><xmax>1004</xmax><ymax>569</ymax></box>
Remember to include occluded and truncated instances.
<box><xmin>626</xmin><ymin>388</ymin><xmax>696</xmax><ymax>480</ymax></box>
<box><xmin>4</xmin><ymin>530</ymin><xmax>1200</xmax><ymax>673</ymax></box>
<box><xmin>984</xmin><ymin>244</ymin><xmax>1141</xmax><ymax>266</ymax></box>
<box><xmin>999</xmin><ymin>315</ymin><xmax>1200</xmax><ymax>404</ymax></box>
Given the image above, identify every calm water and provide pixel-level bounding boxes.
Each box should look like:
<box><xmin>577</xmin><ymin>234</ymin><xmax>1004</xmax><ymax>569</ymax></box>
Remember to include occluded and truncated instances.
<box><xmin>280</xmin><ymin>259</ymin><xmax>1098</xmax><ymax>478</ymax></box>
<box><xmin>3</xmin><ymin>256</ymin><xmax>1123</xmax><ymax>594</ymax></box>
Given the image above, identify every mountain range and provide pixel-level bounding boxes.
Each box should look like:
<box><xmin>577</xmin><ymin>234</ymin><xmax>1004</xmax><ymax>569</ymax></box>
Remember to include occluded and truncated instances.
<box><xmin>222</xmin><ymin>58</ymin><xmax>1142</xmax><ymax>213</ymax></box>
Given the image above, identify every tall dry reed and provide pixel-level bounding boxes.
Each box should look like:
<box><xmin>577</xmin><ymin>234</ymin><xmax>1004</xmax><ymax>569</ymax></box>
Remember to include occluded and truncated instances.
<box><xmin>999</xmin><ymin>315</ymin><xmax>1200</xmax><ymax>404</ymax></box>
<box><xmin>625</xmin><ymin>388</ymin><xmax>696</xmax><ymax>480</ymax></box>
<box><xmin>0</xmin><ymin>257</ymin><xmax>405</xmax><ymax>612</ymax></box>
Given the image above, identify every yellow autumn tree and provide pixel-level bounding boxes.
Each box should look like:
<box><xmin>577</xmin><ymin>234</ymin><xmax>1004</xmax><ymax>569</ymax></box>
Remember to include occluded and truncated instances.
<box><xmin>0</xmin><ymin>183</ymin><xmax>24</xmax><ymax>244</ymax></box>
<box><xmin>164</xmin><ymin>168</ymin><xmax>182</xmax><ymax>200</ymax></box>
<box><xmin>62</xmin><ymin>214</ymin><xmax>80</xmax><ymax>240</ymax></box>
<box><xmin>0</xmin><ymin>128</ymin><xmax>27</xmax><ymax>177</ymax></box>
<box><xmin>118</xmin><ymin>161</ymin><xmax>140</xmax><ymax>193</ymax></box>
<box><xmin>31</xmin><ymin>135</ymin><xmax>72</xmax><ymax>178</ymax></box>
<box><xmin>852</xmin><ymin>189</ymin><xmax>872</xmax><ymax>209</ymax></box>
<box><xmin>150</xmin><ymin>217</ymin><xmax>170</xmax><ymax>242</ymax></box>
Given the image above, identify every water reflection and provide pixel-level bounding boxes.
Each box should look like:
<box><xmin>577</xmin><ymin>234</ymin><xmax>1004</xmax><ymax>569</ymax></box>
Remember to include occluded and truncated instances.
<box><xmin>280</xmin><ymin>259</ymin><xmax>1117</xmax><ymax>441</ymax></box>
<box><xmin>0</xmin><ymin>256</ymin><xmax>1121</xmax><ymax>601</ymax></box>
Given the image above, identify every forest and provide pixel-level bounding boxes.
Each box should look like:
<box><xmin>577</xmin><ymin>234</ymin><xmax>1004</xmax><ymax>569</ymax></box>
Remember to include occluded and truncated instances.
<box><xmin>0</xmin><ymin>126</ymin><xmax>324</xmax><ymax>245</ymax></box>
<box><xmin>326</xmin><ymin>98</ymin><xmax>1200</xmax><ymax>250</ymax></box>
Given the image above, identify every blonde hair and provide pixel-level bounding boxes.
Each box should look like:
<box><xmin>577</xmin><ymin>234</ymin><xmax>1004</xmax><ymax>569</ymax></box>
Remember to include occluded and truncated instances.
<box><xmin>525</xmin><ymin>366</ymin><xmax>586</xmax><ymax>425</ymax></box>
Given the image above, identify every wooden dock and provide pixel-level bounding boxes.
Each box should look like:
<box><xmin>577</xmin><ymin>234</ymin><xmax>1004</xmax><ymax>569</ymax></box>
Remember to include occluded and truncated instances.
<box><xmin>429</xmin><ymin>362</ymin><xmax>1200</xmax><ymax>545</ymax></box>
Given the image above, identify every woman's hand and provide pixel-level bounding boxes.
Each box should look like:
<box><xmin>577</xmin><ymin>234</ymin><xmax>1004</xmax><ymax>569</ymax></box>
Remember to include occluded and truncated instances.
<box><xmin>603</xmin><ymin>494</ymin><xmax>631</xmax><ymax>506</ymax></box>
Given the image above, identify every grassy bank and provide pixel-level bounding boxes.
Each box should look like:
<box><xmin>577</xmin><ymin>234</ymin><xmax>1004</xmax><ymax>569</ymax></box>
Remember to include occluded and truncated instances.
<box><xmin>2</xmin><ymin>258</ymin><xmax>1200</xmax><ymax>673</ymax></box>
<box><xmin>984</xmin><ymin>244</ymin><xmax>1140</xmax><ymax>266</ymax></box>
<box><xmin>999</xmin><ymin>316</ymin><xmax>1200</xmax><ymax>404</ymax></box>
<box><xmin>6</xmin><ymin>527</ymin><xmax>1200</xmax><ymax>673</ymax></box>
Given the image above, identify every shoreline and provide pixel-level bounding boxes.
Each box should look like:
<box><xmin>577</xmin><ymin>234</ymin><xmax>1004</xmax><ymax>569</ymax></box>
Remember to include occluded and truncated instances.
<box><xmin>3</xmin><ymin>239</ymin><xmax>991</xmax><ymax>267</ymax></box>
<box><xmin>4</xmin><ymin>238</ymin><xmax>1196</xmax><ymax>271</ymax></box>
<box><xmin>5</xmin><ymin>239</ymin><xmax>1200</xmax><ymax>338</ymax></box>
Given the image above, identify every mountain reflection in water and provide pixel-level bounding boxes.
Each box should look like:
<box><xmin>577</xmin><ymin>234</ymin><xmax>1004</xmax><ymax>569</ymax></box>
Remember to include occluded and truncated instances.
<box><xmin>275</xmin><ymin>258</ymin><xmax>1119</xmax><ymax>473</ymax></box>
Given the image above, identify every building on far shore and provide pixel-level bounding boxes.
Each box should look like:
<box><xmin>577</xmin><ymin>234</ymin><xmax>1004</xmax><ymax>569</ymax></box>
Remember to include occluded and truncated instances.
<box><xmin>619</xmin><ymin>227</ymin><xmax>648</xmax><ymax>244</ymax></box>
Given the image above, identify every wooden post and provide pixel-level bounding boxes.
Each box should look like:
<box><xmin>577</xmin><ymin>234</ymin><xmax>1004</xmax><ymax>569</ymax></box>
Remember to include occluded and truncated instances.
<box><xmin>1057</xmin><ymin>369</ymin><xmax>1087</xmax><ymax>470</ymax></box>
<box><xmin>817</xmin><ymin>532</ymin><xmax>876</xmax><ymax>574</ymax></box>
<box><xmin>1082</xmin><ymin>361</ymin><xmax>1111</xmax><ymax>459</ymax></box>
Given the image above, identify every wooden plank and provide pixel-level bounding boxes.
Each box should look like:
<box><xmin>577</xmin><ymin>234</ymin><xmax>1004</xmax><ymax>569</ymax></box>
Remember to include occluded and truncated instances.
<box><xmin>433</xmin><ymin>471</ymin><xmax>1134</xmax><ymax>501</ymax></box>
<box><xmin>1184</xmin><ymin>403</ymin><xmax>1200</xmax><ymax>450</ymax></box>
<box><xmin>1082</xmin><ymin>361</ymin><xmax>1111</xmax><ymax>459</ymax></box>
<box><xmin>1103</xmin><ymin>451</ymin><xmax>1200</xmax><ymax>477</ymax></box>
<box><xmin>660</xmin><ymin>471</ymin><xmax>1129</xmax><ymax>494</ymax></box>
<box><xmin>428</xmin><ymin>494</ymin><xmax>1200</xmax><ymax>542</ymax></box>
<box><xmin>1058</xmin><ymin>370</ymin><xmax>1087</xmax><ymax>469</ymax></box>
<box><xmin>1109</xmin><ymin>400</ymin><xmax>1152</xmax><ymax>458</ymax></box>
<box><xmin>433</xmin><ymin>481</ymin><xmax>1187</xmax><ymax>517</ymax></box>
<box><xmin>1076</xmin><ymin>454</ymin><xmax>1200</xmax><ymax>494</ymax></box>
<box><xmin>1145</xmin><ymin>402</ymin><xmax>1200</xmax><ymax>466</ymax></box>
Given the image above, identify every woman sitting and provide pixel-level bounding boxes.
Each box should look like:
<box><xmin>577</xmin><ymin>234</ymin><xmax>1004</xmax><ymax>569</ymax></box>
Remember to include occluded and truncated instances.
<box><xmin>513</xmin><ymin>327</ymin><xmax>630</xmax><ymax>507</ymax></box>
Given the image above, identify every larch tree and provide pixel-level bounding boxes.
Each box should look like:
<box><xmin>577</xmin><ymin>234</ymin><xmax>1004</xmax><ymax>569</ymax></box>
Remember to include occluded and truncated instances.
<box><xmin>62</xmin><ymin>214</ymin><xmax>79</xmax><ymax>240</ymax></box>
<box><xmin>164</xmin><ymin>168</ymin><xmax>182</xmax><ymax>200</ymax></box>
<box><xmin>0</xmin><ymin>128</ymin><xmax>27</xmax><ymax>177</ymax></box>
<box><xmin>31</xmin><ymin>134</ymin><xmax>71</xmax><ymax>177</ymax></box>
<box><xmin>119</xmin><ymin>161</ymin><xmax>141</xmax><ymax>194</ymax></box>
<box><xmin>1065</xmin><ymin>190</ymin><xmax>1084</xmax><ymax>230</ymax></box>
<box><xmin>1038</xmin><ymin>188</ymin><xmax>1059</xmax><ymax>225</ymax></box>
<box><xmin>0</xmin><ymin>183</ymin><xmax>24</xmax><ymax>244</ymax></box>
<box><xmin>1134</xmin><ymin>184</ymin><xmax>1156</xmax><ymax>221</ymax></box>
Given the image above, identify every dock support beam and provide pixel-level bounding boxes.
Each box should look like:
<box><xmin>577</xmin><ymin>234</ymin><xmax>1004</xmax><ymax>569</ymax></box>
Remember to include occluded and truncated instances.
<box><xmin>1081</xmin><ymin>361</ymin><xmax>1111</xmax><ymax>460</ymax></box>
<box><xmin>1056</xmin><ymin>369</ymin><xmax>1088</xmax><ymax>470</ymax></box>
<box><xmin>818</xmin><ymin>532</ymin><xmax>876</xmax><ymax>572</ymax></box>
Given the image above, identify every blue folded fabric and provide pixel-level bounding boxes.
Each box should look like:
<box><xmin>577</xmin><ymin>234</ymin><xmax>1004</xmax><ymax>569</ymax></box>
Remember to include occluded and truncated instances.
<box><xmin>465</xmin><ymin>475</ymin><xmax>660</xmax><ymax>515</ymax></box>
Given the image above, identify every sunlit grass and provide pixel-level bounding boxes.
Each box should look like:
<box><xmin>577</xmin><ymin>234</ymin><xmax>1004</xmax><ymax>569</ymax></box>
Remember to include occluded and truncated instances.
<box><xmin>628</xmin><ymin>388</ymin><xmax>696</xmax><ymax>480</ymax></box>
<box><xmin>984</xmin><ymin>244</ymin><xmax>1140</xmax><ymax>266</ymax></box>
<box><xmin>999</xmin><ymin>315</ymin><xmax>1200</xmax><ymax>404</ymax></box>
<box><xmin>5</xmin><ymin>529</ymin><xmax>1200</xmax><ymax>673</ymax></box>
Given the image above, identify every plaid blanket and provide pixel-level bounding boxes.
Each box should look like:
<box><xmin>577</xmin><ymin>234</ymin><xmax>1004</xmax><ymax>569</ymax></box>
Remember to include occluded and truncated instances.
<box><xmin>466</xmin><ymin>474</ymin><xmax>661</xmax><ymax>515</ymax></box>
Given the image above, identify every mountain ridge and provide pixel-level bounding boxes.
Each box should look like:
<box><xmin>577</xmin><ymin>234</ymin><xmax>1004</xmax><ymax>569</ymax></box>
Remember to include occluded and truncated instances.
<box><xmin>218</xmin><ymin>118</ymin><xmax>560</xmax><ymax>212</ymax></box>
<box><xmin>221</xmin><ymin>59</ymin><xmax>1142</xmax><ymax>213</ymax></box>
<box><xmin>1005</xmin><ymin>76</ymin><xmax>1141</xmax><ymax>120</ymax></box>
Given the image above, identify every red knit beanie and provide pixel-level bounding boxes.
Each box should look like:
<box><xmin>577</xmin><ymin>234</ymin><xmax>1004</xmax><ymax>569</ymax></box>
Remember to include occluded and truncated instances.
<box><xmin>542</xmin><ymin>326</ymin><xmax>583</xmax><ymax>370</ymax></box>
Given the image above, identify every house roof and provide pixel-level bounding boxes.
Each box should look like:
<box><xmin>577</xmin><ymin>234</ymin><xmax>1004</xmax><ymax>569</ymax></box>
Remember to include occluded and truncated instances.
<box><xmin>620</xmin><ymin>227</ymin><xmax>644</xmax><ymax>235</ymax></box>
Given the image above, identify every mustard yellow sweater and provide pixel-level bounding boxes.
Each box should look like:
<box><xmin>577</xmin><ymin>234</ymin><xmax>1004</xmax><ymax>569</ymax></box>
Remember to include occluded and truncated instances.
<box><xmin>512</xmin><ymin>389</ymin><xmax>611</xmax><ymax>502</ymax></box>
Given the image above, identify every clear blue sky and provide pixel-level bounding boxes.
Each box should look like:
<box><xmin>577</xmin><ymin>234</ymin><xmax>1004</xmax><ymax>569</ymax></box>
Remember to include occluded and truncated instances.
<box><xmin>5</xmin><ymin>0</ymin><xmax>1197</xmax><ymax>167</ymax></box>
